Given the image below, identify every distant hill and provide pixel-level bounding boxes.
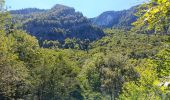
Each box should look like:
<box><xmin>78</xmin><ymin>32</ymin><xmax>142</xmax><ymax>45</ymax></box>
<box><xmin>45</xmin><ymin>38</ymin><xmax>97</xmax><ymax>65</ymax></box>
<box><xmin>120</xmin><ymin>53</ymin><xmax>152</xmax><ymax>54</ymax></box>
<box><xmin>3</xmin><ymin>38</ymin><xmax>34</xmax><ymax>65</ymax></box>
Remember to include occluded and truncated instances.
<box><xmin>11</xmin><ymin>4</ymin><xmax>105</xmax><ymax>42</ymax></box>
<box><xmin>10</xmin><ymin>8</ymin><xmax>45</xmax><ymax>15</ymax></box>
<box><xmin>91</xmin><ymin>6</ymin><xmax>138</xmax><ymax>29</ymax></box>
<box><xmin>11</xmin><ymin>8</ymin><xmax>46</xmax><ymax>24</ymax></box>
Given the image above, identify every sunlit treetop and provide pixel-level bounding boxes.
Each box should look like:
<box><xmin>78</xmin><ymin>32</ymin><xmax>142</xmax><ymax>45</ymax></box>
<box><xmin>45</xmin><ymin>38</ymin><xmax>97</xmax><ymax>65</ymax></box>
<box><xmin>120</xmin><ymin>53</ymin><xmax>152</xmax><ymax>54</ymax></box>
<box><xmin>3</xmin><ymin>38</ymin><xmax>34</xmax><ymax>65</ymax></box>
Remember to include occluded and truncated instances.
<box><xmin>132</xmin><ymin>0</ymin><xmax>170</xmax><ymax>34</ymax></box>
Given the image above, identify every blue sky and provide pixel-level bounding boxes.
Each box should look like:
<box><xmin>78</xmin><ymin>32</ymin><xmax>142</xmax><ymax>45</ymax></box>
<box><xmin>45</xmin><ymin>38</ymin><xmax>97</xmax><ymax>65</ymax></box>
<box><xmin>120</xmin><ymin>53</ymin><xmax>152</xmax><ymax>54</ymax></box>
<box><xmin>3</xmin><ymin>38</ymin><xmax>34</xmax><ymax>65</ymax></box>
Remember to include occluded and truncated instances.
<box><xmin>6</xmin><ymin>0</ymin><xmax>147</xmax><ymax>18</ymax></box>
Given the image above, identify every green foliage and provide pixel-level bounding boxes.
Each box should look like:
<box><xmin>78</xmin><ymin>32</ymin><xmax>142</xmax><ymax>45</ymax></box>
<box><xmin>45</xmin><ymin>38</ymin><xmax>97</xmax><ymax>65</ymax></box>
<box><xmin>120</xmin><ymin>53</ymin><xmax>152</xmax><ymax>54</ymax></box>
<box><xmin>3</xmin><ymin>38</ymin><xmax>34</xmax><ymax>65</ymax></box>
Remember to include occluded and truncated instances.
<box><xmin>0</xmin><ymin>35</ymin><xmax>29</xmax><ymax>99</ymax></box>
<box><xmin>119</xmin><ymin>58</ymin><xmax>170</xmax><ymax>100</ymax></box>
<box><xmin>156</xmin><ymin>49</ymin><xmax>170</xmax><ymax>77</ymax></box>
<box><xmin>78</xmin><ymin>52</ymin><xmax>138</xmax><ymax>99</ymax></box>
<box><xmin>42</xmin><ymin>40</ymin><xmax>60</xmax><ymax>49</ymax></box>
<box><xmin>133</xmin><ymin>0</ymin><xmax>170</xmax><ymax>34</ymax></box>
<box><xmin>1</xmin><ymin>0</ymin><xmax>170</xmax><ymax>99</ymax></box>
<box><xmin>1</xmin><ymin>23</ymin><xmax>169</xmax><ymax>99</ymax></box>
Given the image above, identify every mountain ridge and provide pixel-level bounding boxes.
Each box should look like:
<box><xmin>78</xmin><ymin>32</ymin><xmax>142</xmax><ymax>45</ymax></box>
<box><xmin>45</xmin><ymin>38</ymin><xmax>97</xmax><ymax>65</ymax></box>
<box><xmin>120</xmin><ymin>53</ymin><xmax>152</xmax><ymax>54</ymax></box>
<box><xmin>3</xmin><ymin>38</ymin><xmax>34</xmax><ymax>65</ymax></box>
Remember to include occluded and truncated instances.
<box><xmin>11</xmin><ymin>5</ymin><xmax>138</xmax><ymax>30</ymax></box>
<box><xmin>11</xmin><ymin>4</ymin><xmax>105</xmax><ymax>42</ymax></box>
<box><xmin>91</xmin><ymin>6</ymin><xmax>138</xmax><ymax>29</ymax></box>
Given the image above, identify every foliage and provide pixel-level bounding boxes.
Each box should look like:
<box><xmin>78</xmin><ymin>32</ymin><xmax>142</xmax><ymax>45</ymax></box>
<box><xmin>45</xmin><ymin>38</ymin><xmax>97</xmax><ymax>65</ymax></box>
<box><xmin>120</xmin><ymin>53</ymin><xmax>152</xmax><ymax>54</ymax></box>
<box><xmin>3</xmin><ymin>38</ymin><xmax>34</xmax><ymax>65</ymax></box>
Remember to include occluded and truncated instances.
<box><xmin>0</xmin><ymin>0</ymin><xmax>170</xmax><ymax>99</ymax></box>
<box><xmin>133</xmin><ymin>0</ymin><xmax>170</xmax><ymax>34</ymax></box>
<box><xmin>11</xmin><ymin>4</ymin><xmax>105</xmax><ymax>42</ymax></box>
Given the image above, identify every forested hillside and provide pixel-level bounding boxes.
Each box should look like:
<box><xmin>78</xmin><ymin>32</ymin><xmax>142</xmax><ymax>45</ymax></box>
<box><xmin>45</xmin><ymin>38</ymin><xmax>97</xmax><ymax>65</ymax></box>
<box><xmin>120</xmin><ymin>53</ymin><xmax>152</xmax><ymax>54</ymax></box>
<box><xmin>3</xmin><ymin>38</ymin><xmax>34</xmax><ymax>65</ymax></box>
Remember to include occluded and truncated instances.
<box><xmin>11</xmin><ymin>4</ymin><xmax>105</xmax><ymax>42</ymax></box>
<box><xmin>0</xmin><ymin>0</ymin><xmax>170</xmax><ymax>100</ymax></box>
<box><xmin>10</xmin><ymin>8</ymin><xmax>45</xmax><ymax>26</ymax></box>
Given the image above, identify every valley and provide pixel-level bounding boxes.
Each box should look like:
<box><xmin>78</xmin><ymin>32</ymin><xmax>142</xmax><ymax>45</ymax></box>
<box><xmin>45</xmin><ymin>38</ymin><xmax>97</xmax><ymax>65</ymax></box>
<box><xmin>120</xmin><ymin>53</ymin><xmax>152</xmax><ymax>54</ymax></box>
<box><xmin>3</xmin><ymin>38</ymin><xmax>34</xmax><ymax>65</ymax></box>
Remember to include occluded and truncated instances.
<box><xmin>0</xmin><ymin>0</ymin><xmax>170</xmax><ymax>100</ymax></box>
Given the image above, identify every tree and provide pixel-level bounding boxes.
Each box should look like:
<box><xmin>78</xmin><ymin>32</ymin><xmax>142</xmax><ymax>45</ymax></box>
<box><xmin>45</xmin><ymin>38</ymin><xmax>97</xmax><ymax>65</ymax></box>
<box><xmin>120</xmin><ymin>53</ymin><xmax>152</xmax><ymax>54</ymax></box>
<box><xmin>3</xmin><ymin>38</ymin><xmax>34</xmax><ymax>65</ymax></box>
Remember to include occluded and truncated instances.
<box><xmin>0</xmin><ymin>28</ymin><xmax>31</xmax><ymax>100</ymax></box>
<box><xmin>78</xmin><ymin>52</ymin><xmax>137</xmax><ymax>100</ymax></box>
<box><xmin>0</xmin><ymin>0</ymin><xmax>11</xmax><ymax>30</ymax></box>
<box><xmin>0</xmin><ymin>1</ymin><xmax>31</xmax><ymax>99</ymax></box>
<box><xmin>156</xmin><ymin>49</ymin><xmax>170</xmax><ymax>77</ymax></box>
<box><xmin>119</xmin><ymin>59</ymin><xmax>162</xmax><ymax>99</ymax></box>
<box><xmin>133</xmin><ymin>0</ymin><xmax>170</xmax><ymax>34</ymax></box>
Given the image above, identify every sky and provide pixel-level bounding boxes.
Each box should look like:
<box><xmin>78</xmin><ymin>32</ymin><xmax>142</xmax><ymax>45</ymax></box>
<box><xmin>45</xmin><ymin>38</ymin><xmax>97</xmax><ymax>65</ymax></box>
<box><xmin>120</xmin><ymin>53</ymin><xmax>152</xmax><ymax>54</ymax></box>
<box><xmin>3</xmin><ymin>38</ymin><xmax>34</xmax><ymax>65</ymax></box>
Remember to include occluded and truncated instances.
<box><xmin>6</xmin><ymin>0</ymin><xmax>147</xmax><ymax>18</ymax></box>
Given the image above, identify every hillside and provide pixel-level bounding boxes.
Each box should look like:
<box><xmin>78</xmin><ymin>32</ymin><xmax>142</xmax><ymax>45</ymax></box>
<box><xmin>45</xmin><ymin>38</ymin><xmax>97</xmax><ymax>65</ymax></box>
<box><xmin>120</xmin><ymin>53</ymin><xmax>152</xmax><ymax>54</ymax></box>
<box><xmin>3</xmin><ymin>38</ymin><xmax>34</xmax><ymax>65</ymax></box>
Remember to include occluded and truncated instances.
<box><xmin>91</xmin><ymin>6</ymin><xmax>137</xmax><ymax>29</ymax></box>
<box><xmin>11</xmin><ymin>4</ymin><xmax>105</xmax><ymax>42</ymax></box>
<box><xmin>11</xmin><ymin>8</ymin><xmax>46</xmax><ymax>24</ymax></box>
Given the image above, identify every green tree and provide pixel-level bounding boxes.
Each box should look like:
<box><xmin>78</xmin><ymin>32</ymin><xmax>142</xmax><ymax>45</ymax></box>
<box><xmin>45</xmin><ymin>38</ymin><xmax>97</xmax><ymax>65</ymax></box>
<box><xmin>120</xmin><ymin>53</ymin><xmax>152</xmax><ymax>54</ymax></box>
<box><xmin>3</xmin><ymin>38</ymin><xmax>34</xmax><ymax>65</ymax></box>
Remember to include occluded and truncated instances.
<box><xmin>133</xmin><ymin>0</ymin><xmax>170</xmax><ymax>34</ymax></box>
<box><xmin>156</xmin><ymin>49</ymin><xmax>170</xmax><ymax>77</ymax></box>
<box><xmin>119</xmin><ymin>59</ymin><xmax>161</xmax><ymax>100</ymax></box>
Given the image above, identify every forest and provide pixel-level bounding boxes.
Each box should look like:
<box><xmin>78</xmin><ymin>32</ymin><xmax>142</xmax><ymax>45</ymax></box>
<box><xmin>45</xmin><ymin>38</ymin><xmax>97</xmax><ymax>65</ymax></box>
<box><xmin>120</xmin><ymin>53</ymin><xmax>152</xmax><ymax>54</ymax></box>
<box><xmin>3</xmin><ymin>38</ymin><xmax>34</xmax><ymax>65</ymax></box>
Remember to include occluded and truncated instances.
<box><xmin>0</xmin><ymin>0</ymin><xmax>170</xmax><ymax>100</ymax></box>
